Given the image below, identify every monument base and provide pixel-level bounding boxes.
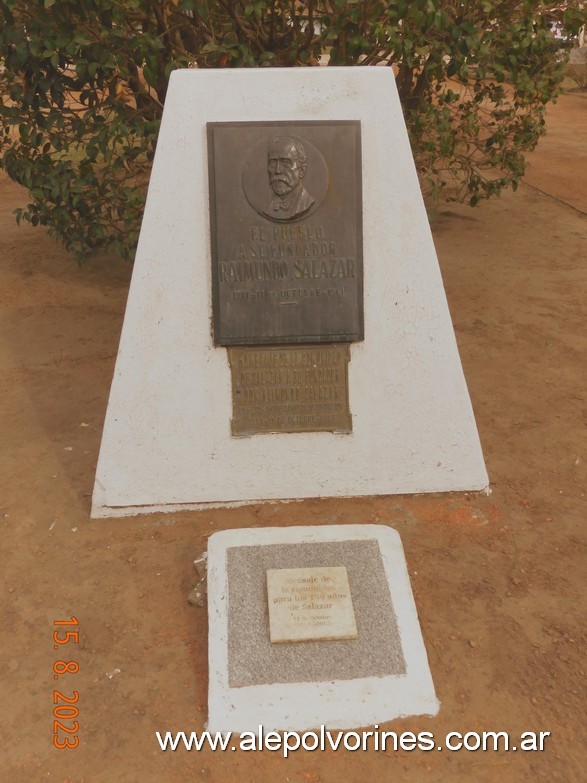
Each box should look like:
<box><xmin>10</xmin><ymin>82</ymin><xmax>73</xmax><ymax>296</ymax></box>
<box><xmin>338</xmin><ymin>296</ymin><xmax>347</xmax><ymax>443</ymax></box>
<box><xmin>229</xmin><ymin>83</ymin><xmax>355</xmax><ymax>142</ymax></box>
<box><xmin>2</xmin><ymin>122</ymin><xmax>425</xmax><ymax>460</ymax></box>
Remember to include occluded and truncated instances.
<box><xmin>207</xmin><ymin>524</ymin><xmax>439</xmax><ymax>732</ymax></box>
<box><xmin>92</xmin><ymin>67</ymin><xmax>488</xmax><ymax>518</ymax></box>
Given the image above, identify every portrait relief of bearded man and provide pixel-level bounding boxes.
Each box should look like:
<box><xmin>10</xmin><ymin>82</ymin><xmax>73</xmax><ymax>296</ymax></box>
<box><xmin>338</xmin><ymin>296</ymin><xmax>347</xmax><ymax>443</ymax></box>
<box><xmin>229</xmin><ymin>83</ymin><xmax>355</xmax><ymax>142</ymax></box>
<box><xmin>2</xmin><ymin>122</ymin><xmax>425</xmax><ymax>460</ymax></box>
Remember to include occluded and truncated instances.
<box><xmin>262</xmin><ymin>136</ymin><xmax>316</xmax><ymax>222</ymax></box>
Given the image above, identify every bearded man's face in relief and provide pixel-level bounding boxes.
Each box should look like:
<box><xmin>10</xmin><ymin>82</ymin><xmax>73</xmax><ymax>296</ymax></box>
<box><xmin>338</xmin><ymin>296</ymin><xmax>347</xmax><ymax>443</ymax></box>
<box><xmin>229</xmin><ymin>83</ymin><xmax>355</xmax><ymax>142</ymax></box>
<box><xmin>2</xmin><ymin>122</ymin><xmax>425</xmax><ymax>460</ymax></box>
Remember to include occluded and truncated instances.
<box><xmin>268</xmin><ymin>140</ymin><xmax>305</xmax><ymax>196</ymax></box>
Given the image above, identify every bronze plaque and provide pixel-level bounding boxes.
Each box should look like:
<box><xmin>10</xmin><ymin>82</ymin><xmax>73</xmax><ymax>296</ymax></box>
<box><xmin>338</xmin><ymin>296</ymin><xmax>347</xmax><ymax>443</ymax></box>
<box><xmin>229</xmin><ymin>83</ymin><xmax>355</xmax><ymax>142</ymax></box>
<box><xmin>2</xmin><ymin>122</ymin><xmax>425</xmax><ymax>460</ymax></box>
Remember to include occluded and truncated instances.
<box><xmin>208</xmin><ymin>121</ymin><xmax>363</xmax><ymax>346</ymax></box>
<box><xmin>228</xmin><ymin>344</ymin><xmax>352</xmax><ymax>435</ymax></box>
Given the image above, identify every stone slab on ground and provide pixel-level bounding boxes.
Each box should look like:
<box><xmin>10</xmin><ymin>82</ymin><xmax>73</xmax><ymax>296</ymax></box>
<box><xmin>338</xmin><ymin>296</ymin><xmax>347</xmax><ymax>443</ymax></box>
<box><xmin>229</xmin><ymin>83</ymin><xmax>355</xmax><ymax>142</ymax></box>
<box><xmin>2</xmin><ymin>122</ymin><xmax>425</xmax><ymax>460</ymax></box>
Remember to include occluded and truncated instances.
<box><xmin>207</xmin><ymin>524</ymin><xmax>439</xmax><ymax>732</ymax></box>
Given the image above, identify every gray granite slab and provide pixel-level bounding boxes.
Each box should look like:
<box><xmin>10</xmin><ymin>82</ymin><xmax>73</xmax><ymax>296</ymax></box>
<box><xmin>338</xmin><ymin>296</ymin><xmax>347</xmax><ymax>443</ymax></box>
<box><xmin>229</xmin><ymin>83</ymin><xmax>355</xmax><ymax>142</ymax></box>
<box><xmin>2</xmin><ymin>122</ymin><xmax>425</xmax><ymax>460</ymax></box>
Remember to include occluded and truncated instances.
<box><xmin>226</xmin><ymin>539</ymin><xmax>406</xmax><ymax>687</ymax></box>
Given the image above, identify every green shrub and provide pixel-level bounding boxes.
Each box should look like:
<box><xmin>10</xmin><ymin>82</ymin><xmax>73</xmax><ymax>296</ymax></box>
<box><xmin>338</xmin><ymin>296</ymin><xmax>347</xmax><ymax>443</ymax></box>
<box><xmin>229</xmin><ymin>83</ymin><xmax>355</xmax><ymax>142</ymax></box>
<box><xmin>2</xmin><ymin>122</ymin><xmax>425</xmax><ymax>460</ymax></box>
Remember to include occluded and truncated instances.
<box><xmin>0</xmin><ymin>0</ymin><xmax>584</xmax><ymax>261</ymax></box>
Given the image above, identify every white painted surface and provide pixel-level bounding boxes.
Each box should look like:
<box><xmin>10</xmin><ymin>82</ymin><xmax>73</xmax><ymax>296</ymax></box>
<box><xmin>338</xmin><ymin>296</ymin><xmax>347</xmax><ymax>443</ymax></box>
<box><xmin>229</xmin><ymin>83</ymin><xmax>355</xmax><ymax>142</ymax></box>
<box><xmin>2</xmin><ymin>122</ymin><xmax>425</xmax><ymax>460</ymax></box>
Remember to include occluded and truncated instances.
<box><xmin>91</xmin><ymin>67</ymin><xmax>488</xmax><ymax>517</ymax></box>
<box><xmin>207</xmin><ymin>524</ymin><xmax>439</xmax><ymax>732</ymax></box>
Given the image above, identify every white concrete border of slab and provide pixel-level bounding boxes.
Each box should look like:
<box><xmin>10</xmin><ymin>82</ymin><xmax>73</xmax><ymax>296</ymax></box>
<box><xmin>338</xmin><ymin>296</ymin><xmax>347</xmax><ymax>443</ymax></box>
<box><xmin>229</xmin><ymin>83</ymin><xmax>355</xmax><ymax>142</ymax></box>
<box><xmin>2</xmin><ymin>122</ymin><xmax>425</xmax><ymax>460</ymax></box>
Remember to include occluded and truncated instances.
<box><xmin>91</xmin><ymin>66</ymin><xmax>488</xmax><ymax>517</ymax></box>
<box><xmin>207</xmin><ymin>524</ymin><xmax>439</xmax><ymax>732</ymax></box>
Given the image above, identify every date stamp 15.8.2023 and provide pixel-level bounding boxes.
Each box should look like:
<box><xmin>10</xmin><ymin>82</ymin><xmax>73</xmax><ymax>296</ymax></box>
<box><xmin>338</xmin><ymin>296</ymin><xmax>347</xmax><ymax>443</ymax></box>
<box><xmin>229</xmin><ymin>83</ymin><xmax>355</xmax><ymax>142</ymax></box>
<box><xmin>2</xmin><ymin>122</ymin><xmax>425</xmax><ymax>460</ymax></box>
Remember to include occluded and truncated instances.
<box><xmin>52</xmin><ymin>616</ymin><xmax>79</xmax><ymax>749</ymax></box>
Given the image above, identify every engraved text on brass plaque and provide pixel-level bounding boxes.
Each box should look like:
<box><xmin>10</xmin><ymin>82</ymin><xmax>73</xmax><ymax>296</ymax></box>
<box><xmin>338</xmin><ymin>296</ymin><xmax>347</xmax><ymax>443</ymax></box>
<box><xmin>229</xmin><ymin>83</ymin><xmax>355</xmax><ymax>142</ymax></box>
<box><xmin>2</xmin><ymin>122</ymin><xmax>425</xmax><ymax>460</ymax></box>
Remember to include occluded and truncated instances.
<box><xmin>208</xmin><ymin>121</ymin><xmax>363</xmax><ymax>346</ymax></box>
<box><xmin>228</xmin><ymin>344</ymin><xmax>352</xmax><ymax>435</ymax></box>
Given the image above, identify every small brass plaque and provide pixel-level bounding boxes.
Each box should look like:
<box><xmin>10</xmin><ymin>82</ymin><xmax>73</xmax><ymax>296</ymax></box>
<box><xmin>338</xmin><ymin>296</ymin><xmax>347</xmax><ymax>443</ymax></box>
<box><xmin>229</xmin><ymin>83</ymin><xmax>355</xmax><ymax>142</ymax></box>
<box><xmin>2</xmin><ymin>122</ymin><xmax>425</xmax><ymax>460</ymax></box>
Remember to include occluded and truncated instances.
<box><xmin>208</xmin><ymin>121</ymin><xmax>363</xmax><ymax>346</ymax></box>
<box><xmin>228</xmin><ymin>344</ymin><xmax>352</xmax><ymax>435</ymax></box>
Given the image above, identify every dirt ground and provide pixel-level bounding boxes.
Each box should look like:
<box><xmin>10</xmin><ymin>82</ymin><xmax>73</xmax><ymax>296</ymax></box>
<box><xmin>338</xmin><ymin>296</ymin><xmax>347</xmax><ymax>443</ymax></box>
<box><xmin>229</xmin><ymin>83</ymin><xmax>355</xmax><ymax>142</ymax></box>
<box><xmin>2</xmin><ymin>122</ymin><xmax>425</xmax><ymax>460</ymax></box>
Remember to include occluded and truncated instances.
<box><xmin>1</xmin><ymin>90</ymin><xmax>585</xmax><ymax>783</ymax></box>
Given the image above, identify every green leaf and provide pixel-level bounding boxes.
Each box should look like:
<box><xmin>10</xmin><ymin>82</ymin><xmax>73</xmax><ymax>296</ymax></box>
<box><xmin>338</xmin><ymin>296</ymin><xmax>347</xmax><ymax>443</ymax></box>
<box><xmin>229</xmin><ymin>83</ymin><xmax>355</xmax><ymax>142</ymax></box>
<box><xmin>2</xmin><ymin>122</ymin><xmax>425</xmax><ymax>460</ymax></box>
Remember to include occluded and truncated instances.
<box><xmin>0</xmin><ymin>0</ymin><xmax>568</xmax><ymax>261</ymax></box>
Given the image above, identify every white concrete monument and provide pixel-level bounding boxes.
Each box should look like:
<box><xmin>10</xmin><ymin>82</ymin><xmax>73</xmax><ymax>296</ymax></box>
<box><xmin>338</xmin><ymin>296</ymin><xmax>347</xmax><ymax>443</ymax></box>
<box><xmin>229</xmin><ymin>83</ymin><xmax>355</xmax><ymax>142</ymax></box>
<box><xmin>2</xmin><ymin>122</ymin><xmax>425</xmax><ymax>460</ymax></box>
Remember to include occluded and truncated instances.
<box><xmin>91</xmin><ymin>67</ymin><xmax>488</xmax><ymax>517</ymax></box>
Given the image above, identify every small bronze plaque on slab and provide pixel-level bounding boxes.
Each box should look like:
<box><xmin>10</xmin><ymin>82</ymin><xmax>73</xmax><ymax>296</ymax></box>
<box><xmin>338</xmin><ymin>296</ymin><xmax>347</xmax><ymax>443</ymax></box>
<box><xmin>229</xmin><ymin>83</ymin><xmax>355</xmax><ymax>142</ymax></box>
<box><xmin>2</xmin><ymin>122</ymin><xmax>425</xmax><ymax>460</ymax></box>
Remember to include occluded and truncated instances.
<box><xmin>228</xmin><ymin>344</ymin><xmax>352</xmax><ymax>435</ymax></box>
<box><xmin>208</xmin><ymin>121</ymin><xmax>363</xmax><ymax>346</ymax></box>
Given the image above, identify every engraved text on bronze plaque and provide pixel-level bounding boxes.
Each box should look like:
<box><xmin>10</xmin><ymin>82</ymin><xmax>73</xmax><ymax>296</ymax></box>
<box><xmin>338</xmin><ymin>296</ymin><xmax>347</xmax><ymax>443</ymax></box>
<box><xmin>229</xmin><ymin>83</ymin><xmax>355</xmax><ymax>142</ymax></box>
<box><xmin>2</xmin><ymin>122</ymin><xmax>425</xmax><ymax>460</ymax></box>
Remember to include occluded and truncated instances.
<box><xmin>228</xmin><ymin>344</ymin><xmax>351</xmax><ymax>435</ymax></box>
<box><xmin>208</xmin><ymin>121</ymin><xmax>363</xmax><ymax>346</ymax></box>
